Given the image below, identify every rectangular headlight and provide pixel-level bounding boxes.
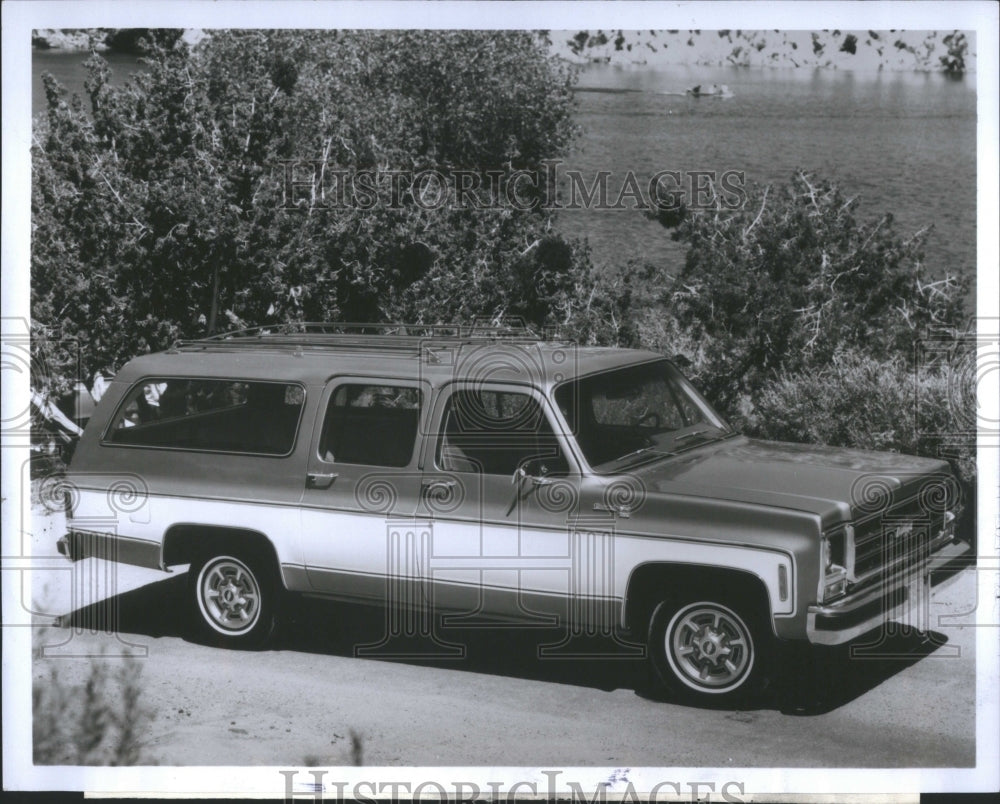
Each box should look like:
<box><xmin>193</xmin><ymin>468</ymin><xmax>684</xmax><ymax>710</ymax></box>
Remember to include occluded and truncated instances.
<box><xmin>819</xmin><ymin>527</ymin><xmax>851</xmax><ymax>603</ymax></box>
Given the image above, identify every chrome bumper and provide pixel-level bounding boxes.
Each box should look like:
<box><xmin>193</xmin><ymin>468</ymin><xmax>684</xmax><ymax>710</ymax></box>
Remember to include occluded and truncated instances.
<box><xmin>806</xmin><ymin>538</ymin><xmax>972</xmax><ymax>646</ymax></box>
<box><xmin>57</xmin><ymin>530</ymin><xmax>164</xmax><ymax>570</ymax></box>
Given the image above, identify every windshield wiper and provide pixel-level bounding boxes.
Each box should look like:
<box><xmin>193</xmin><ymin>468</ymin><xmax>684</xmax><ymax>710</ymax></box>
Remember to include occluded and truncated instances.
<box><xmin>601</xmin><ymin>426</ymin><xmax>733</xmax><ymax>471</ymax></box>
<box><xmin>608</xmin><ymin>444</ymin><xmax>676</xmax><ymax>468</ymax></box>
<box><xmin>621</xmin><ymin>444</ymin><xmax>658</xmax><ymax>459</ymax></box>
<box><xmin>673</xmin><ymin>428</ymin><xmax>709</xmax><ymax>443</ymax></box>
<box><xmin>670</xmin><ymin>426</ymin><xmax>737</xmax><ymax>451</ymax></box>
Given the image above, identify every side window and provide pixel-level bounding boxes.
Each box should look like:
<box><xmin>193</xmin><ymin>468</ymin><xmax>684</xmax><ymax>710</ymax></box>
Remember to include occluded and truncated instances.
<box><xmin>106</xmin><ymin>378</ymin><xmax>304</xmax><ymax>455</ymax></box>
<box><xmin>436</xmin><ymin>389</ymin><xmax>568</xmax><ymax>476</ymax></box>
<box><xmin>320</xmin><ymin>384</ymin><xmax>421</xmax><ymax>467</ymax></box>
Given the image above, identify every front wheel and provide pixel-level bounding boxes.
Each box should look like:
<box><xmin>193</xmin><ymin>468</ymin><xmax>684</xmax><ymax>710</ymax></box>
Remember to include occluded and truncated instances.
<box><xmin>648</xmin><ymin>597</ymin><xmax>772</xmax><ymax>703</ymax></box>
<box><xmin>189</xmin><ymin>551</ymin><xmax>279</xmax><ymax>649</ymax></box>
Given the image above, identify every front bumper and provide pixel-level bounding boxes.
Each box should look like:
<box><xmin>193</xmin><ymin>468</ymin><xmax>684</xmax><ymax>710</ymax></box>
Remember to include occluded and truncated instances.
<box><xmin>806</xmin><ymin>538</ymin><xmax>972</xmax><ymax>645</ymax></box>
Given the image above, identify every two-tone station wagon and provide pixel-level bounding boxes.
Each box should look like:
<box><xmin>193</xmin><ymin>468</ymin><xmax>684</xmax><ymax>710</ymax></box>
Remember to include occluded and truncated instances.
<box><xmin>58</xmin><ymin>323</ymin><xmax>970</xmax><ymax>702</ymax></box>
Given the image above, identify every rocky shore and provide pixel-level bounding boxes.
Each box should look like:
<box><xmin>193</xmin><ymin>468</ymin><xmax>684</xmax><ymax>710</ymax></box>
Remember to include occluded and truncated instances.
<box><xmin>550</xmin><ymin>29</ymin><xmax>973</xmax><ymax>73</ymax></box>
<box><xmin>32</xmin><ymin>28</ymin><xmax>972</xmax><ymax>74</ymax></box>
<box><xmin>32</xmin><ymin>29</ymin><xmax>107</xmax><ymax>51</ymax></box>
<box><xmin>32</xmin><ymin>28</ymin><xmax>205</xmax><ymax>53</ymax></box>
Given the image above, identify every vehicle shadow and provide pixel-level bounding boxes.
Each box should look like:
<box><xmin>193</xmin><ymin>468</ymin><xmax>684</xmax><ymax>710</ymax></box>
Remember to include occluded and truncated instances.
<box><xmin>280</xmin><ymin>593</ymin><xmax>654</xmax><ymax>695</ymax></box>
<box><xmin>55</xmin><ymin>572</ymin><xmax>190</xmax><ymax>639</ymax></box>
<box><xmin>54</xmin><ymin>572</ymin><xmax>954</xmax><ymax>715</ymax></box>
<box><xmin>772</xmin><ymin>631</ymin><xmax>953</xmax><ymax>716</ymax></box>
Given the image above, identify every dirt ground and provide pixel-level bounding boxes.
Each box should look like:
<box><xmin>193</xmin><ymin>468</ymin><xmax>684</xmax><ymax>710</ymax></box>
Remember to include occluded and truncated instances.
<box><xmin>25</xmin><ymin>506</ymin><xmax>978</xmax><ymax>769</ymax></box>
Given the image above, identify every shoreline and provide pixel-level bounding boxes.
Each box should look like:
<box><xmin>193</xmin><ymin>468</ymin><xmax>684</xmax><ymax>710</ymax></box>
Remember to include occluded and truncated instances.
<box><xmin>31</xmin><ymin>28</ymin><xmax>206</xmax><ymax>53</ymax></box>
<box><xmin>549</xmin><ymin>29</ymin><xmax>974</xmax><ymax>74</ymax></box>
<box><xmin>32</xmin><ymin>29</ymin><xmax>974</xmax><ymax>75</ymax></box>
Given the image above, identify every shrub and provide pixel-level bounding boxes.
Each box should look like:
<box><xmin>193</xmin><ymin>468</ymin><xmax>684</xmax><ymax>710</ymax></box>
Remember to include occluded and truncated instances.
<box><xmin>738</xmin><ymin>348</ymin><xmax>975</xmax><ymax>539</ymax></box>
<box><xmin>658</xmin><ymin>171</ymin><xmax>967</xmax><ymax>412</ymax></box>
<box><xmin>33</xmin><ymin>648</ymin><xmax>151</xmax><ymax>765</ymax></box>
<box><xmin>569</xmin><ymin>171</ymin><xmax>978</xmax><ymax>532</ymax></box>
<box><xmin>32</xmin><ymin>31</ymin><xmax>586</xmax><ymax>398</ymax></box>
<box><xmin>558</xmin><ymin>257</ymin><xmax>671</xmax><ymax>347</ymax></box>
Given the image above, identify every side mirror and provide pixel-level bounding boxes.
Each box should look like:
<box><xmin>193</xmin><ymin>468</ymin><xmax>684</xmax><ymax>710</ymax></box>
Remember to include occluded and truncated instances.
<box><xmin>513</xmin><ymin>456</ymin><xmax>560</xmax><ymax>487</ymax></box>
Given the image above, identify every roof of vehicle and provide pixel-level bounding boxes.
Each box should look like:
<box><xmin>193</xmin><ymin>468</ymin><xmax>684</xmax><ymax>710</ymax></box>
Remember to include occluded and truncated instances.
<box><xmin>112</xmin><ymin>323</ymin><xmax>667</xmax><ymax>391</ymax></box>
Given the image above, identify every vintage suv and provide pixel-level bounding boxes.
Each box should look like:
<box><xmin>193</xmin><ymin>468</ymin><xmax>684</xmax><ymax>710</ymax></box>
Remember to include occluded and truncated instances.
<box><xmin>58</xmin><ymin>323</ymin><xmax>969</xmax><ymax>702</ymax></box>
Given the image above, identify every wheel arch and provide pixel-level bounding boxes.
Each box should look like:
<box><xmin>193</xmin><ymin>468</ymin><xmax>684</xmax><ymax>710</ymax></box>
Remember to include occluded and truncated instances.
<box><xmin>163</xmin><ymin>523</ymin><xmax>281</xmax><ymax>579</ymax></box>
<box><xmin>623</xmin><ymin>562</ymin><xmax>776</xmax><ymax>639</ymax></box>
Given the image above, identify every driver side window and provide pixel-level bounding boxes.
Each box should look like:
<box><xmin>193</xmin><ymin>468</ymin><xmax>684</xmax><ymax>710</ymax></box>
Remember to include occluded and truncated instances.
<box><xmin>436</xmin><ymin>389</ymin><xmax>568</xmax><ymax>476</ymax></box>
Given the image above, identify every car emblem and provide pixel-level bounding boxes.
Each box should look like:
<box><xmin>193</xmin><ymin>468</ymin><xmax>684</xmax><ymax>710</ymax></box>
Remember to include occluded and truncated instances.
<box><xmin>889</xmin><ymin>521</ymin><xmax>914</xmax><ymax>541</ymax></box>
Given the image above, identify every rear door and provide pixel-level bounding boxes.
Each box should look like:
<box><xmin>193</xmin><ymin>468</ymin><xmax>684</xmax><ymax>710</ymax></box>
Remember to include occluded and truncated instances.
<box><xmin>300</xmin><ymin>377</ymin><xmax>430</xmax><ymax>602</ymax></box>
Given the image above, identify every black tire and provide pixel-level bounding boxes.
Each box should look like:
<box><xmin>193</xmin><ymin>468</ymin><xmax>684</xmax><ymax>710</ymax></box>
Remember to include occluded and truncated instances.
<box><xmin>648</xmin><ymin>595</ymin><xmax>773</xmax><ymax>704</ymax></box>
<box><xmin>188</xmin><ymin>548</ymin><xmax>280</xmax><ymax>649</ymax></box>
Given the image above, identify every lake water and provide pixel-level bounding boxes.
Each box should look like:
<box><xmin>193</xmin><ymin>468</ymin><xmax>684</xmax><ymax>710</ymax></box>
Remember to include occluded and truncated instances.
<box><xmin>34</xmin><ymin>52</ymin><xmax>977</xmax><ymax>301</ymax></box>
<box><xmin>33</xmin><ymin>50</ymin><xmax>145</xmax><ymax>109</ymax></box>
<box><xmin>561</xmin><ymin>64</ymin><xmax>977</xmax><ymax>295</ymax></box>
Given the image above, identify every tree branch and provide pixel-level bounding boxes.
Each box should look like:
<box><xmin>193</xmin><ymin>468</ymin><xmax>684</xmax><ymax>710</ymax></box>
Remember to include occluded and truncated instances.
<box><xmin>742</xmin><ymin>185</ymin><xmax>770</xmax><ymax>241</ymax></box>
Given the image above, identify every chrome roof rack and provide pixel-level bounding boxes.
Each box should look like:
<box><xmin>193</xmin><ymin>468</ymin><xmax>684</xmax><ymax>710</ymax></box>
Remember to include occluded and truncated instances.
<box><xmin>171</xmin><ymin>319</ymin><xmax>552</xmax><ymax>354</ymax></box>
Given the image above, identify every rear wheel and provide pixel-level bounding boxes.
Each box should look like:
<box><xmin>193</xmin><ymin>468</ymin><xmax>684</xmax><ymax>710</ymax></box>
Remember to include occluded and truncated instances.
<box><xmin>648</xmin><ymin>595</ymin><xmax>772</xmax><ymax>703</ymax></box>
<box><xmin>189</xmin><ymin>550</ymin><xmax>279</xmax><ymax>648</ymax></box>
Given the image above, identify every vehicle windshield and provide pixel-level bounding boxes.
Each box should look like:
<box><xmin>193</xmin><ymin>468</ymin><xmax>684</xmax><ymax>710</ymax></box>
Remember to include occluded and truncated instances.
<box><xmin>553</xmin><ymin>360</ymin><xmax>734</xmax><ymax>471</ymax></box>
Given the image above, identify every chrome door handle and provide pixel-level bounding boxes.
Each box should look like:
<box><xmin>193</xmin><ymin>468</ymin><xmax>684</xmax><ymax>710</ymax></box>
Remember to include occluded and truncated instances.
<box><xmin>593</xmin><ymin>502</ymin><xmax>632</xmax><ymax>518</ymax></box>
<box><xmin>306</xmin><ymin>472</ymin><xmax>338</xmax><ymax>489</ymax></box>
<box><xmin>422</xmin><ymin>479</ymin><xmax>456</xmax><ymax>490</ymax></box>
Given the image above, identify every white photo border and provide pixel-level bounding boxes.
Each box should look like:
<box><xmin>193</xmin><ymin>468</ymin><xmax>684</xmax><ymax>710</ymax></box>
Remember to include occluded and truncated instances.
<box><xmin>3</xmin><ymin>0</ymin><xmax>998</xmax><ymax>797</ymax></box>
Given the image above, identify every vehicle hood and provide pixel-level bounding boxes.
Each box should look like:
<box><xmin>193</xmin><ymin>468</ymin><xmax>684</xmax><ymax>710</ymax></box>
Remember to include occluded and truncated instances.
<box><xmin>630</xmin><ymin>436</ymin><xmax>948</xmax><ymax>523</ymax></box>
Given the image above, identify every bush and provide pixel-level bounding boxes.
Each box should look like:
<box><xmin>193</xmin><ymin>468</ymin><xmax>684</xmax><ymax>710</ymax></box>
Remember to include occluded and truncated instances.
<box><xmin>940</xmin><ymin>32</ymin><xmax>969</xmax><ymax>75</ymax></box>
<box><xmin>33</xmin><ymin>38</ymin><xmax>976</xmax><ymax>528</ymax></box>
<box><xmin>658</xmin><ymin>171</ymin><xmax>967</xmax><ymax>412</ymax></box>
<box><xmin>565</xmin><ymin>172</ymin><xmax>977</xmax><ymax>533</ymax></box>
<box><xmin>736</xmin><ymin>349</ymin><xmax>975</xmax><ymax>539</ymax></box>
<box><xmin>558</xmin><ymin>257</ymin><xmax>672</xmax><ymax>347</ymax></box>
<box><xmin>740</xmin><ymin>349</ymin><xmax>972</xmax><ymax>473</ymax></box>
<box><xmin>34</xmin><ymin>649</ymin><xmax>151</xmax><ymax>765</ymax></box>
<box><xmin>32</xmin><ymin>31</ymin><xmax>587</xmax><ymax>398</ymax></box>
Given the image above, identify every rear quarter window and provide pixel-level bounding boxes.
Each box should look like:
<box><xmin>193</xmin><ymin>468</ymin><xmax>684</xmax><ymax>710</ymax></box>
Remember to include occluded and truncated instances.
<box><xmin>104</xmin><ymin>378</ymin><xmax>305</xmax><ymax>456</ymax></box>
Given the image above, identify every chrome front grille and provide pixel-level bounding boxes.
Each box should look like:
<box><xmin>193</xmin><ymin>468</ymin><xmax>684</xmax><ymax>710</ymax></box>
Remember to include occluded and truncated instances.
<box><xmin>850</xmin><ymin>497</ymin><xmax>943</xmax><ymax>585</ymax></box>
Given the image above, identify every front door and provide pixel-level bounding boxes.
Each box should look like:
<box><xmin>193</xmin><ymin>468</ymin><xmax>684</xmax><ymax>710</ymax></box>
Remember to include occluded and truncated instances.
<box><xmin>418</xmin><ymin>384</ymin><xmax>592</xmax><ymax>629</ymax></box>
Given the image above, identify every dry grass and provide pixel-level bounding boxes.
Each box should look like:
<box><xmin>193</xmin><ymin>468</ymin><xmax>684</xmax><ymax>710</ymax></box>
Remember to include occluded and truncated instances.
<box><xmin>302</xmin><ymin>728</ymin><xmax>365</xmax><ymax>767</ymax></box>
<box><xmin>33</xmin><ymin>647</ymin><xmax>152</xmax><ymax>765</ymax></box>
